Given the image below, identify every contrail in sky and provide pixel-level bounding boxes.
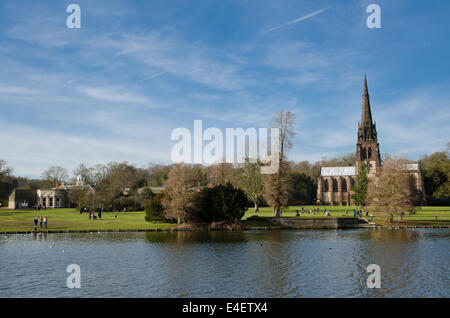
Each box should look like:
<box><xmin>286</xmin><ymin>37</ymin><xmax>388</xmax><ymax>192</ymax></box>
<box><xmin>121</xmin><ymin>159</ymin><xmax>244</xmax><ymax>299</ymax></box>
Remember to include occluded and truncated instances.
<box><xmin>264</xmin><ymin>7</ymin><xmax>330</xmax><ymax>33</ymax></box>
<box><xmin>139</xmin><ymin>71</ymin><xmax>168</xmax><ymax>82</ymax></box>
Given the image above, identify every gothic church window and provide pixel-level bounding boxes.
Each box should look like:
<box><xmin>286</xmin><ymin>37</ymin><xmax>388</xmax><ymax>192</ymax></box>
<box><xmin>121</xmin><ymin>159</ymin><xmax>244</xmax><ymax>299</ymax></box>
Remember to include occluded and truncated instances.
<box><xmin>324</xmin><ymin>179</ymin><xmax>329</xmax><ymax>192</ymax></box>
<box><xmin>342</xmin><ymin>179</ymin><xmax>347</xmax><ymax>192</ymax></box>
<box><xmin>332</xmin><ymin>178</ymin><xmax>338</xmax><ymax>192</ymax></box>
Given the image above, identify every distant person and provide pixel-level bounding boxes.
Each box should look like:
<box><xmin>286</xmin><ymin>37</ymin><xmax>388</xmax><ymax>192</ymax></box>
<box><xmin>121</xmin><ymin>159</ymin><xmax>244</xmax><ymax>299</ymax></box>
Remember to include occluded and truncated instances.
<box><xmin>353</xmin><ymin>210</ymin><xmax>357</xmax><ymax>217</ymax></box>
<box><xmin>39</xmin><ymin>216</ymin><xmax>43</xmax><ymax>228</ymax></box>
<box><xmin>123</xmin><ymin>208</ymin><xmax>127</xmax><ymax>213</ymax></box>
<box><xmin>34</xmin><ymin>217</ymin><xmax>38</xmax><ymax>229</ymax></box>
<box><xmin>115</xmin><ymin>214</ymin><xmax>117</xmax><ymax>219</ymax></box>
<box><xmin>435</xmin><ymin>215</ymin><xmax>438</xmax><ymax>221</ymax></box>
<box><xmin>296</xmin><ymin>209</ymin><xmax>299</xmax><ymax>217</ymax></box>
<box><xmin>43</xmin><ymin>216</ymin><xmax>47</xmax><ymax>228</ymax></box>
<box><xmin>98</xmin><ymin>211</ymin><xmax>102</xmax><ymax>220</ymax></box>
<box><xmin>88</xmin><ymin>212</ymin><xmax>92</xmax><ymax>220</ymax></box>
<box><xmin>345</xmin><ymin>209</ymin><xmax>348</xmax><ymax>215</ymax></box>
<box><xmin>370</xmin><ymin>213</ymin><xmax>374</xmax><ymax>221</ymax></box>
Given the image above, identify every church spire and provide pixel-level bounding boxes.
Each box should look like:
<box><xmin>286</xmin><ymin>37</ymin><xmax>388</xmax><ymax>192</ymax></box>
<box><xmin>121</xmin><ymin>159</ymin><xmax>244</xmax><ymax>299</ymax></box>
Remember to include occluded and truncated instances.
<box><xmin>356</xmin><ymin>75</ymin><xmax>381</xmax><ymax>176</ymax></box>
<box><xmin>361</xmin><ymin>75</ymin><xmax>373</xmax><ymax>125</ymax></box>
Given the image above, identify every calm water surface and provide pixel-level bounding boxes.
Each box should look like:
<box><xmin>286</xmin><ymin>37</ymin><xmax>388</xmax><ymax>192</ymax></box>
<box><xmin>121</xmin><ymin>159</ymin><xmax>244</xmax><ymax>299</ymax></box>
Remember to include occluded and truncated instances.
<box><xmin>0</xmin><ymin>228</ymin><xmax>448</xmax><ymax>297</ymax></box>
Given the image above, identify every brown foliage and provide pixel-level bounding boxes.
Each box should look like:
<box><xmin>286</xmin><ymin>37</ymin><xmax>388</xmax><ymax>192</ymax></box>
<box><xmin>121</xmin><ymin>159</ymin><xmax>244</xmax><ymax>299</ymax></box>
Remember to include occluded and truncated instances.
<box><xmin>161</xmin><ymin>163</ymin><xmax>197</xmax><ymax>224</ymax></box>
<box><xmin>367</xmin><ymin>156</ymin><xmax>414</xmax><ymax>222</ymax></box>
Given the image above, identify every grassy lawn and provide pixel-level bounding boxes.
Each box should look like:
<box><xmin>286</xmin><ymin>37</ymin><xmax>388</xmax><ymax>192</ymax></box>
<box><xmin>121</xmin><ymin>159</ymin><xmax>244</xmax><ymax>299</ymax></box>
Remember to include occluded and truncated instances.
<box><xmin>0</xmin><ymin>208</ymin><xmax>174</xmax><ymax>232</ymax></box>
<box><xmin>243</xmin><ymin>205</ymin><xmax>450</xmax><ymax>226</ymax></box>
<box><xmin>1</xmin><ymin>205</ymin><xmax>449</xmax><ymax>232</ymax></box>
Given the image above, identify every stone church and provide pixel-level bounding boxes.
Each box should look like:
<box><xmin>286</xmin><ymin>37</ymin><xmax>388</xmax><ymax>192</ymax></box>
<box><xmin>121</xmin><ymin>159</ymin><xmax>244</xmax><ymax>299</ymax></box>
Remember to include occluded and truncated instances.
<box><xmin>316</xmin><ymin>76</ymin><xmax>424</xmax><ymax>206</ymax></box>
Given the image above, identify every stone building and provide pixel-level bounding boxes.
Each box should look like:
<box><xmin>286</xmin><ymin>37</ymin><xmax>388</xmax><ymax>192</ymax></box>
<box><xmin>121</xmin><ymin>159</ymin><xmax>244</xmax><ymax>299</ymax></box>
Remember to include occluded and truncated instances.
<box><xmin>8</xmin><ymin>179</ymin><xmax>78</xmax><ymax>209</ymax></box>
<box><xmin>8</xmin><ymin>189</ymin><xmax>38</xmax><ymax>209</ymax></box>
<box><xmin>37</xmin><ymin>188</ymin><xmax>70</xmax><ymax>208</ymax></box>
<box><xmin>316</xmin><ymin>76</ymin><xmax>425</xmax><ymax>206</ymax></box>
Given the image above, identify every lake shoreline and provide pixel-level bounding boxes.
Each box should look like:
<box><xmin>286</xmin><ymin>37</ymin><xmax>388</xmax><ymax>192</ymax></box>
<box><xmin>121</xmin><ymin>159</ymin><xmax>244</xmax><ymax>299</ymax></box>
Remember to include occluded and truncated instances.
<box><xmin>2</xmin><ymin>223</ymin><xmax>450</xmax><ymax>235</ymax></box>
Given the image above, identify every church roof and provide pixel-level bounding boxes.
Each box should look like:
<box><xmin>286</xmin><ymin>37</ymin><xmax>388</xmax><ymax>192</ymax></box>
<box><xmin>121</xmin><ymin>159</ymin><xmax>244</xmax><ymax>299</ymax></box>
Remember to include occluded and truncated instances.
<box><xmin>320</xmin><ymin>167</ymin><xmax>356</xmax><ymax>177</ymax></box>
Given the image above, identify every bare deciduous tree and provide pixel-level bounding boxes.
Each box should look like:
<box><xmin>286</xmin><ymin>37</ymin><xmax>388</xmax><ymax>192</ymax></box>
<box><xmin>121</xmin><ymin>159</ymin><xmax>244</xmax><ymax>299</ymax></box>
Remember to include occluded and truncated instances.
<box><xmin>207</xmin><ymin>159</ymin><xmax>234</xmax><ymax>186</ymax></box>
<box><xmin>68</xmin><ymin>186</ymin><xmax>90</xmax><ymax>210</ymax></box>
<box><xmin>0</xmin><ymin>159</ymin><xmax>13</xmax><ymax>178</ymax></box>
<box><xmin>367</xmin><ymin>156</ymin><xmax>414</xmax><ymax>222</ymax></box>
<box><xmin>162</xmin><ymin>163</ymin><xmax>197</xmax><ymax>224</ymax></box>
<box><xmin>264</xmin><ymin>110</ymin><xmax>296</xmax><ymax>217</ymax></box>
<box><xmin>234</xmin><ymin>158</ymin><xmax>264</xmax><ymax>212</ymax></box>
<box><xmin>42</xmin><ymin>166</ymin><xmax>68</xmax><ymax>184</ymax></box>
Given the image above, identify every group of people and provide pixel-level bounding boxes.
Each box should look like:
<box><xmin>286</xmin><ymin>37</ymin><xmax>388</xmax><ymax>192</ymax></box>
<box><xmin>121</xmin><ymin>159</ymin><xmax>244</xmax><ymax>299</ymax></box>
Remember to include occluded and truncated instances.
<box><xmin>33</xmin><ymin>204</ymin><xmax>46</xmax><ymax>211</ymax></box>
<box><xmin>348</xmin><ymin>208</ymin><xmax>374</xmax><ymax>220</ymax></box>
<box><xmin>80</xmin><ymin>207</ymin><xmax>103</xmax><ymax>220</ymax></box>
<box><xmin>33</xmin><ymin>216</ymin><xmax>48</xmax><ymax>231</ymax></box>
<box><xmin>296</xmin><ymin>207</ymin><xmax>332</xmax><ymax>216</ymax></box>
<box><xmin>294</xmin><ymin>207</ymin><xmax>374</xmax><ymax>220</ymax></box>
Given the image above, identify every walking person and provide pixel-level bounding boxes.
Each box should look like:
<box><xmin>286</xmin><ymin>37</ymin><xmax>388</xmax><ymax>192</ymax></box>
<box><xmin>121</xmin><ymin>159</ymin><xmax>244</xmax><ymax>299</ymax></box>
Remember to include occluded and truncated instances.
<box><xmin>39</xmin><ymin>216</ymin><xmax>43</xmax><ymax>228</ymax></box>
<box><xmin>33</xmin><ymin>217</ymin><xmax>38</xmax><ymax>231</ymax></box>
<box><xmin>43</xmin><ymin>216</ymin><xmax>48</xmax><ymax>228</ymax></box>
<box><xmin>98</xmin><ymin>211</ymin><xmax>102</xmax><ymax>220</ymax></box>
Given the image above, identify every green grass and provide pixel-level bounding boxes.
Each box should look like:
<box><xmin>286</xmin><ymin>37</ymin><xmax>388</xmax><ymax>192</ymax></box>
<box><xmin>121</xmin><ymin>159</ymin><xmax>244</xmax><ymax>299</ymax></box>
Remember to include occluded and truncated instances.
<box><xmin>243</xmin><ymin>205</ymin><xmax>450</xmax><ymax>226</ymax></box>
<box><xmin>0</xmin><ymin>208</ymin><xmax>174</xmax><ymax>232</ymax></box>
<box><xmin>1</xmin><ymin>205</ymin><xmax>449</xmax><ymax>232</ymax></box>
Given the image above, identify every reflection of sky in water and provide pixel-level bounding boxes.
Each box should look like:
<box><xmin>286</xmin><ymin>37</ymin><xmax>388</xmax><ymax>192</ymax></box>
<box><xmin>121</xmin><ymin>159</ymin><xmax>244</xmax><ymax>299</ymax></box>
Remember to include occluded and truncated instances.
<box><xmin>0</xmin><ymin>229</ymin><xmax>448</xmax><ymax>297</ymax></box>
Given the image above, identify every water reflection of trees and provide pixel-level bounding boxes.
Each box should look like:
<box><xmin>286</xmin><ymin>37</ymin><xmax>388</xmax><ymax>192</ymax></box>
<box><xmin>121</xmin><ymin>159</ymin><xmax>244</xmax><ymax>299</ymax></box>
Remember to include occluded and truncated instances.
<box><xmin>144</xmin><ymin>230</ymin><xmax>295</xmax><ymax>245</ymax></box>
<box><xmin>359</xmin><ymin>228</ymin><xmax>423</xmax><ymax>243</ymax></box>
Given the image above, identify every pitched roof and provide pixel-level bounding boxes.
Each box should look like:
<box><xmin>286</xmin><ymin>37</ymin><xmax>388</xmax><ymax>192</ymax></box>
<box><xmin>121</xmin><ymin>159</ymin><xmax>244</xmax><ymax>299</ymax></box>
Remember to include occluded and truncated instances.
<box><xmin>320</xmin><ymin>167</ymin><xmax>356</xmax><ymax>177</ymax></box>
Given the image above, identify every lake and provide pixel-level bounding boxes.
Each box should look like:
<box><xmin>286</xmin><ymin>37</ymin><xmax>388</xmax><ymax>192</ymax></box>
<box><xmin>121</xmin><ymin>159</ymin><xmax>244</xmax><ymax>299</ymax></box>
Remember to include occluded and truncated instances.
<box><xmin>0</xmin><ymin>228</ymin><xmax>448</xmax><ymax>297</ymax></box>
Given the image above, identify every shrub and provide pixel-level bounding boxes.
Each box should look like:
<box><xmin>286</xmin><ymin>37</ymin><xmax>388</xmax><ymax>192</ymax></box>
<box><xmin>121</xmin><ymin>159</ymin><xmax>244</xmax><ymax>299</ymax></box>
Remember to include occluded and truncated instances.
<box><xmin>145</xmin><ymin>194</ymin><xmax>166</xmax><ymax>222</ymax></box>
<box><xmin>193</xmin><ymin>183</ymin><xmax>248</xmax><ymax>223</ymax></box>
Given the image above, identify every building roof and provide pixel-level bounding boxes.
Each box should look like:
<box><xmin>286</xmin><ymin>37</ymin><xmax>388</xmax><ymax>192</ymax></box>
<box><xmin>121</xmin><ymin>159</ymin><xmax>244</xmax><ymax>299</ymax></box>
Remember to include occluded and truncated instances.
<box><xmin>320</xmin><ymin>167</ymin><xmax>356</xmax><ymax>177</ymax></box>
<box><xmin>9</xmin><ymin>189</ymin><xmax>38</xmax><ymax>202</ymax></box>
<box><xmin>405</xmin><ymin>163</ymin><xmax>419</xmax><ymax>171</ymax></box>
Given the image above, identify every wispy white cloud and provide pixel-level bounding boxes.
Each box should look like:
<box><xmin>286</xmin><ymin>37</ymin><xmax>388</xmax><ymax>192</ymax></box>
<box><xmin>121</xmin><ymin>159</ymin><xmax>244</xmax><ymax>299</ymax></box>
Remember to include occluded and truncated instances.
<box><xmin>77</xmin><ymin>86</ymin><xmax>151</xmax><ymax>105</ymax></box>
<box><xmin>0</xmin><ymin>85</ymin><xmax>39</xmax><ymax>95</ymax></box>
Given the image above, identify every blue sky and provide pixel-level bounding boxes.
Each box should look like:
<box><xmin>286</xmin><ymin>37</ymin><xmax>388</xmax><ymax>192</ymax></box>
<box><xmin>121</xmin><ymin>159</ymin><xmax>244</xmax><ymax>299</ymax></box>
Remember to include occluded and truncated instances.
<box><xmin>0</xmin><ymin>0</ymin><xmax>449</xmax><ymax>178</ymax></box>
